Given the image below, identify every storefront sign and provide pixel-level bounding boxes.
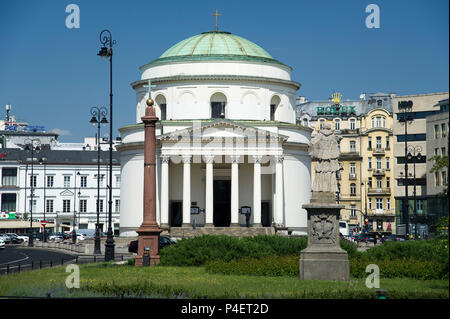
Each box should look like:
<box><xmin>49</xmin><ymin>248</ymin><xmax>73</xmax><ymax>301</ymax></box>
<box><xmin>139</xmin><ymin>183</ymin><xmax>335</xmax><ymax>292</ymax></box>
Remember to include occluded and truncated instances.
<box><xmin>316</xmin><ymin>105</ymin><xmax>357</xmax><ymax>116</ymax></box>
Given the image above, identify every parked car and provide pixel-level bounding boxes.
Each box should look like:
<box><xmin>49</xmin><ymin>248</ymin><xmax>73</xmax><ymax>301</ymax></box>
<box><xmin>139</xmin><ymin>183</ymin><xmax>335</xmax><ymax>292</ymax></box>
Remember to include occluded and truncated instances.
<box><xmin>128</xmin><ymin>236</ymin><xmax>176</xmax><ymax>253</ymax></box>
<box><xmin>76</xmin><ymin>233</ymin><xmax>86</xmax><ymax>241</ymax></box>
<box><xmin>0</xmin><ymin>238</ymin><xmax>5</xmax><ymax>249</ymax></box>
<box><xmin>16</xmin><ymin>234</ymin><xmax>29</xmax><ymax>242</ymax></box>
<box><xmin>5</xmin><ymin>233</ymin><xmax>24</xmax><ymax>244</ymax></box>
<box><xmin>49</xmin><ymin>233</ymin><xmax>64</xmax><ymax>241</ymax></box>
<box><xmin>354</xmin><ymin>233</ymin><xmax>375</xmax><ymax>243</ymax></box>
<box><xmin>0</xmin><ymin>234</ymin><xmax>11</xmax><ymax>244</ymax></box>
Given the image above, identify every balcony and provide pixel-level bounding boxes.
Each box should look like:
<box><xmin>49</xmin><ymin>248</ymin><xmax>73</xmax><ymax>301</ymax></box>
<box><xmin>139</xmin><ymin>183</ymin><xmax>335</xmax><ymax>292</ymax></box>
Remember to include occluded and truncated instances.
<box><xmin>367</xmin><ymin>209</ymin><xmax>395</xmax><ymax>217</ymax></box>
<box><xmin>372</xmin><ymin>169</ymin><xmax>385</xmax><ymax>176</ymax></box>
<box><xmin>367</xmin><ymin>187</ymin><xmax>391</xmax><ymax>195</ymax></box>
<box><xmin>372</xmin><ymin>147</ymin><xmax>385</xmax><ymax>156</ymax></box>
<box><xmin>349</xmin><ymin>173</ymin><xmax>357</xmax><ymax>180</ymax></box>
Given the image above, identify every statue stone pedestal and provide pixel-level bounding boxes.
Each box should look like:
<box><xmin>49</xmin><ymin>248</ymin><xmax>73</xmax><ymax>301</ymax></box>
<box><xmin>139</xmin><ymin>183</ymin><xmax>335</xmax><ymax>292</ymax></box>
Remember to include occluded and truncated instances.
<box><xmin>299</xmin><ymin>192</ymin><xmax>349</xmax><ymax>281</ymax></box>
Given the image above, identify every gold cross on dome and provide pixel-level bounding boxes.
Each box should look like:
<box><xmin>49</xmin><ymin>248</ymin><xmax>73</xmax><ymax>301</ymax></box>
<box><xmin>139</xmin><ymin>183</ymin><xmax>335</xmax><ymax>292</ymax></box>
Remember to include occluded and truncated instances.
<box><xmin>213</xmin><ymin>9</ymin><xmax>221</xmax><ymax>31</ymax></box>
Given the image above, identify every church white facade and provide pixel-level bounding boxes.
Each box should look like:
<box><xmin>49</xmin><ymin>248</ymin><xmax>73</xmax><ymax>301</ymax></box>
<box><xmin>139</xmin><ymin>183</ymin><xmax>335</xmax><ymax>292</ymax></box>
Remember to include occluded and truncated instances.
<box><xmin>117</xmin><ymin>30</ymin><xmax>312</xmax><ymax>237</ymax></box>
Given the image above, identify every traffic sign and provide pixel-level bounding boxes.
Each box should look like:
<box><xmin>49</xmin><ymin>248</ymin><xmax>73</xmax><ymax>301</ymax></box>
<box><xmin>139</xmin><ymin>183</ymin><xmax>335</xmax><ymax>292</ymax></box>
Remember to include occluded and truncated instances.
<box><xmin>41</xmin><ymin>221</ymin><xmax>47</xmax><ymax>227</ymax></box>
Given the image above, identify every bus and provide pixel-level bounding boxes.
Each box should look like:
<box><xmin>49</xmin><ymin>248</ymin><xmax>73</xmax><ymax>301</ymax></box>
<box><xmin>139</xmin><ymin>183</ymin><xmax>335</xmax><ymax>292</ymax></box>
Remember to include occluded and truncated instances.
<box><xmin>339</xmin><ymin>221</ymin><xmax>349</xmax><ymax>236</ymax></box>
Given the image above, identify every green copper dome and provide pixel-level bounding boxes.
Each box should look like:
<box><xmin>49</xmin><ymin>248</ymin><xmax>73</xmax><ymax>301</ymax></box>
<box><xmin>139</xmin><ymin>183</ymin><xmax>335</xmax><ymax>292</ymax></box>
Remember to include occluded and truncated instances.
<box><xmin>161</xmin><ymin>31</ymin><xmax>273</xmax><ymax>59</ymax></box>
<box><xmin>142</xmin><ymin>31</ymin><xmax>287</xmax><ymax>68</ymax></box>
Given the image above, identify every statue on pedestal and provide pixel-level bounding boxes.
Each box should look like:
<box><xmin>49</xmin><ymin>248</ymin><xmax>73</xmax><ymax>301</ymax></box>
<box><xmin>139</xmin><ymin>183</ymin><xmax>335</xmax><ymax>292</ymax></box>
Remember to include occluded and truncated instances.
<box><xmin>299</xmin><ymin>122</ymin><xmax>349</xmax><ymax>281</ymax></box>
<box><xmin>309</xmin><ymin>122</ymin><xmax>342</xmax><ymax>202</ymax></box>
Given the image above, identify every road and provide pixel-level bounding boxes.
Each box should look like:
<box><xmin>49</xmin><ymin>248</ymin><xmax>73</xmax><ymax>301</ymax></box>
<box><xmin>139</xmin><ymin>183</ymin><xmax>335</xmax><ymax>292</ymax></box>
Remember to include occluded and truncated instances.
<box><xmin>0</xmin><ymin>245</ymin><xmax>77</xmax><ymax>274</ymax></box>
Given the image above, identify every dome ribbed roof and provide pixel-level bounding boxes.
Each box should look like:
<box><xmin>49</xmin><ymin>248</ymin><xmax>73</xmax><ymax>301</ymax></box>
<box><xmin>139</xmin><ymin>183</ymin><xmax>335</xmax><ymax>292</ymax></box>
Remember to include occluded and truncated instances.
<box><xmin>160</xmin><ymin>31</ymin><xmax>273</xmax><ymax>59</ymax></box>
<box><xmin>141</xmin><ymin>31</ymin><xmax>287</xmax><ymax>68</ymax></box>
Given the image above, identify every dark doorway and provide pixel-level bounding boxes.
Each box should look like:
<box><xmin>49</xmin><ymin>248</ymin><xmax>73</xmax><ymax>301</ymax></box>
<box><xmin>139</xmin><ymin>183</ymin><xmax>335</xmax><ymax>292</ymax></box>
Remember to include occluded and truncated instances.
<box><xmin>261</xmin><ymin>202</ymin><xmax>271</xmax><ymax>227</ymax></box>
<box><xmin>213</xmin><ymin>180</ymin><xmax>231</xmax><ymax>226</ymax></box>
<box><xmin>170</xmin><ymin>201</ymin><xmax>182</xmax><ymax>227</ymax></box>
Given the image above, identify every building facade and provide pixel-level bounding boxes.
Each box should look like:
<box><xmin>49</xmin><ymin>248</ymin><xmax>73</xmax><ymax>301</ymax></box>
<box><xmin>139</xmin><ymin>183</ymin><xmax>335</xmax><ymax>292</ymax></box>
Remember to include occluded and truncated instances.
<box><xmin>296</xmin><ymin>92</ymin><xmax>396</xmax><ymax>235</ymax></box>
<box><xmin>392</xmin><ymin>92</ymin><xmax>449</xmax><ymax>235</ymax></box>
<box><xmin>425</xmin><ymin>98</ymin><xmax>449</xmax><ymax>227</ymax></box>
<box><xmin>0</xmin><ymin>149</ymin><xmax>121</xmax><ymax>234</ymax></box>
<box><xmin>118</xmin><ymin>30</ymin><xmax>312</xmax><ymax>237</ymax></box>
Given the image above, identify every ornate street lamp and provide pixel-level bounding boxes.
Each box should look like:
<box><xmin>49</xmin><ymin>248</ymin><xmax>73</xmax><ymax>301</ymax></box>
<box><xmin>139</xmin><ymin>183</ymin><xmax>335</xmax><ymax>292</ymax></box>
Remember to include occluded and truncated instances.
<box><xmin>398</xmin><ymin>100</ymin><xmax>414</xmax><ymax>239</ymax></box>
<box><xmin>72</xmin><ymin>171</ymin><xmax>80</xmax><ymax>244</ymax></box>
<box><xmin>39</xmin><ymin>156</ymin><xmax>48</xmax><ymax>242</ymax></box>
<box><xmin>24</xmin><ymin>138</ymin><xmax>41</xmax><ymax>247</ymax></box>
<box><xmin>407</xmin><ymin>145</ymin><xmax>422</xmax><ymax>239</ymax></box>
<box><xmin>97</xmin><ymin>29</ymin><xmax>116</xmax><ymax>261</ymax></box>
<box><xmin>90</xmin><ymin>106</ymin><xmax>108</xmax><ymax>255</ymax></box>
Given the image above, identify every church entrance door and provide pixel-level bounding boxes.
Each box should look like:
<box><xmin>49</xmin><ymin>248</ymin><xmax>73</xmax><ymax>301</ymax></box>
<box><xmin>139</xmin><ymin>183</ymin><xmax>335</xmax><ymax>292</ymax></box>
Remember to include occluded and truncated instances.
<box><xmin>170</xmin><ymin>201</ymin><xmax>182</xmax><ymax>227</ymax></box>
<box><xmin>213</xmin><ymin>180</ymin><xmax>231</xmax><ymax>227</ymax></box>
<box><xmin>261</xmin><ymin>201</ymin><xmax>271</xmax><ymax>227</ymax></box>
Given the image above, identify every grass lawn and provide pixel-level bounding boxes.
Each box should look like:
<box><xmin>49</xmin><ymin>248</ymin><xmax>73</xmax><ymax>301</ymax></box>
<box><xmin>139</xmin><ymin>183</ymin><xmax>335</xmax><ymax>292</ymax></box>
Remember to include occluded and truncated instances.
<box><xmin>0</xmin><ymin>263</ymin><xmax>448</xmax><ymax>299</ymax></box>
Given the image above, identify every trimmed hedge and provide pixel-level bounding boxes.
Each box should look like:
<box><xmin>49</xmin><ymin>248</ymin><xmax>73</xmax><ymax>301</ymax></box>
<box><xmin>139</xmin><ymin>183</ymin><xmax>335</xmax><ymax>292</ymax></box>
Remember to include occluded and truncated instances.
<box><xmin>205</xmin><ymin>255</ymin><xmax>449</xmax><ymax>280</ymax></box>
<box><xmin>350</xmin><ymin>257</ymin><xmax>448</xmax><ymax>280</ymax></box>
<box><xmin>160</xmin><ymin>235</ymin><xmax>307</xmax><ymax>266</ymax></box>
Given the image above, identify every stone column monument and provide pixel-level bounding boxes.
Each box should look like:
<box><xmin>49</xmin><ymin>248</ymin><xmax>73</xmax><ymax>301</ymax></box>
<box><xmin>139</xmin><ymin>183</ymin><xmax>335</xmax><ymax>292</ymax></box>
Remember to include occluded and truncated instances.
<box><xmin>300</xmin><ymin>123</ymin><xmax>349</xmax><ymax>281</ymax></box>
<box><xmin>135</xmin><ymin>97</ymin><xmax>162</xmax><ymax>266</ymax></box>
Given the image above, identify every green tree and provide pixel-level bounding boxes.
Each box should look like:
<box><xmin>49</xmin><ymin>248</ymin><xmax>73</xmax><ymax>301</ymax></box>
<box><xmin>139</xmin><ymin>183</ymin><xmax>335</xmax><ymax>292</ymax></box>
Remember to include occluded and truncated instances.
<box><xmin>429</xmin><ymin>155</ymin><xmax>449</xmax><ymax>198</ymax></box>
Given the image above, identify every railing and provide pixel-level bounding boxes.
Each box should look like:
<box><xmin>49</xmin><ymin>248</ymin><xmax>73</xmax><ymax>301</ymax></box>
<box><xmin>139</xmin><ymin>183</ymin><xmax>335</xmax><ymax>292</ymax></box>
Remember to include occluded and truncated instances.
<box><xmin>367</xmin><ymin>187</ymin><xmax>391</xmax><ymax>195</ymax></box>
<box><xmin>372</xmin><ymin>169</ymin><xmax>385</xmax><ymax>176</ymax></box>
<box><xmin>372</xmin><ymin>147</ymin><xmax>385</xmax><ymax>155</ymax></box>
<box><xmin>0</xmin><ymin>254</ymin><xmax>132</xmax><ymax>275</ymax></box>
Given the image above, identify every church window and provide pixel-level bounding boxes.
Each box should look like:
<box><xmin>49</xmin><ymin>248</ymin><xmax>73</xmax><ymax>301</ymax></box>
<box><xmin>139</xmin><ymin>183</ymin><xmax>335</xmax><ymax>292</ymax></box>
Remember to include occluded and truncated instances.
<box><xmin>155</xmin><ymin>95</ymin><xmax>167</xmax><ymax>121</ymax></box>
<box><xmin>270</xmin><ymin>96</ymin><xmax>281</xmax><ymax>121</ymax></box>
<box><xmin>210</xmin><ymin>92</ymin><xmax>227</xmax><ymax>119</ymax></box>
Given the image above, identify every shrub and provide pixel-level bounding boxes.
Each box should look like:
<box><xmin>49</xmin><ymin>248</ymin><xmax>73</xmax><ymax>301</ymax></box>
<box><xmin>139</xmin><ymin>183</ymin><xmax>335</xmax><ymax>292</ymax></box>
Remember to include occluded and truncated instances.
<box><xmin>160</xmin><ymin>235</ymin><xmax>307</xmax><ymax>266</ymax></box>
<box><xmin>363</xmin><ymin>239</ymin><xmax>449</xmax><ymax>265</ymax></box>
<box><xmin>350</xmin><ymin>257</ymin><xmax>448</xmax><ymax>280</ymax></box>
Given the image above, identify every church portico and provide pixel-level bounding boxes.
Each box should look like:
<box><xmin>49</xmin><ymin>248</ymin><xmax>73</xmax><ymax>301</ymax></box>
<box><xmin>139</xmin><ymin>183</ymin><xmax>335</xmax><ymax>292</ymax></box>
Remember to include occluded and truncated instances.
<box><xmin>161</xmin><ymin>153</ymin><xmax>280</xmax><ymax>231</ymax></box>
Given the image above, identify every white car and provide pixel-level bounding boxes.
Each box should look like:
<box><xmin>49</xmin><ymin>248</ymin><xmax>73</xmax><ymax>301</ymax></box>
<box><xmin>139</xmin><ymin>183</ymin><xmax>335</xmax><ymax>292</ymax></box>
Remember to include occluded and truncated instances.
<box><xmin>76</xmin><ymin>234</ymin><xmax>86</xmax><ymax>241</ymax></box>
<box><xmin>0</xmin><ymin>239</ymin><xmax>5</xmax><ymax>249</ymax></box>
<box><xmin>17</xmin><ymin>235</ymin><xmax>29</xmax><ymax>242</ymax></box>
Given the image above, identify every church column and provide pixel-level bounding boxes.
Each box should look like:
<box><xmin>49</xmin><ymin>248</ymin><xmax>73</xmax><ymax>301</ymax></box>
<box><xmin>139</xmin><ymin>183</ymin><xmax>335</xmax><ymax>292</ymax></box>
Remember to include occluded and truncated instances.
<box><xmin>275</xmin><ymin>155</ymin><xmax>284</xmax><ymax>227</ymax></box>
<box><xmin>253</xmin><ymin>155</ymin><xmax>262</xmax><ymax>227</ymax></box>
<box><xmin>182</xmin><ymin>155</ymin><xmax>192</xmax><ymax>227</ymax></box>
<box><xmin>160</xmin><ymin>155</ymin><xmax>170</xmax><ymax>229</ymax></box>
<box><xmin>205</xmin><ymin>155</ymin><xmax>214</xmax><ymax>227</ymax></box>
<box><xmin>230</xmin><ymin>155</ymin><xmax>240</xmax><ymax>227</ymax></box>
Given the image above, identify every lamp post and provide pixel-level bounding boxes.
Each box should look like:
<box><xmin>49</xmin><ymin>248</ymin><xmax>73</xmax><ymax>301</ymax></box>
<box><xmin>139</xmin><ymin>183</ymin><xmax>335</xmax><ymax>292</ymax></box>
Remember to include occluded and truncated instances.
<box><xmin>398</xmin><ymin>100</ymin><xmax>413</xmax><ymax>239</ymax></box>
<box><xmin>39</xmin><ymin>156</ymin><xmax>47</xmax><ymax>242</ymax></box>
<box><xmin>90</xmin><ymin>106</ymin><xmax>108</xmax><ymax>255</ymax></box>
<box><xmin>97</xmin><ymin>29</ymin><xmax>116</xmax><ymax>261</ymax></box>
<box><xmin>24</xmin><ymin>138</ymin><xmax>41</xmax><ymax>247</ymax></box>
<box><xmin>407</xmin><ymin>145</ymin><xmax>422</xmax><ymax>239</ymax></box>
<box><xmin>72</xmin><ymin>171</ymin><xmax>80</xmax><ymax>244</ymax></box>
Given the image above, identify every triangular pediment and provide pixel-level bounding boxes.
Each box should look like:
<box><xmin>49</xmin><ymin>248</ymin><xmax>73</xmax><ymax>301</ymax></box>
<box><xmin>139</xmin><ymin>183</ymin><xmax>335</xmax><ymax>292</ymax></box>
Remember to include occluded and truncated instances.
<box><xmin>158</xmin><ymin>119</ymin><xmax>288</xmax><ymax>142</ymax></box>
<box><xmin>60</xmin><ymin>189</ymin><xmax>74</xmax><ymax>196</ymax></box>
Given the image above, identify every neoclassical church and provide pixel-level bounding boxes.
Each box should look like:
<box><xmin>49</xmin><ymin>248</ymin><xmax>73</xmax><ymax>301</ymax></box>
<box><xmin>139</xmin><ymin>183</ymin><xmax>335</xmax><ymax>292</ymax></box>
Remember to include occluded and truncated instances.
<box><xmin>117</xmin><ymin>28</ymin><xmax>312</xmax><ymax>237</ymax></box>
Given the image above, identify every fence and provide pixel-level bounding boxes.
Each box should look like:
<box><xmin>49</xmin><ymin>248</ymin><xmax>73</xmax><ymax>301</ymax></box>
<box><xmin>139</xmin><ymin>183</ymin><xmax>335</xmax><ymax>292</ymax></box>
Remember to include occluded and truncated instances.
<box><xmin>0</xmin><ymin>254</ymin><xmax>133</xmax><ymax>275</ymax></box>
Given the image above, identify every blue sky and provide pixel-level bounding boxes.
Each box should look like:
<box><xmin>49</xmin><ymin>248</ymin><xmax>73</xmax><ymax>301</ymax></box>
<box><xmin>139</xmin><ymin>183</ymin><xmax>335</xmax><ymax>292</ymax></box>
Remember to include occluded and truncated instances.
<box><xmin>0</xmin><ymin>0</ymin><xmax>448</xmax><ymax>142</ymax></box>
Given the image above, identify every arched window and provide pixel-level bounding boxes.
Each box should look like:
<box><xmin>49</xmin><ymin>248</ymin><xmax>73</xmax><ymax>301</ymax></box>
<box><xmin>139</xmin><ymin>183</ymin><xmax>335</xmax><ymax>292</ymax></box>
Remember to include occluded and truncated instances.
<box><xmin>270</xmin><ymin>96</ymin><xmax>281</xmax><ymax>121</ymax></box>
<box><xmin>350</xmin><ymin>183</ymin><xmax>356</xmax><ymax>196</ymax></box>
<box><xmin>319</xmin><ymin>119</ymin><xmax>325</xmax><ymax>130</ymax></box>
<box><xmin>210</xmin><ymin>92</ymin><xmax>227</xmax><ymax>119</ymax></box>
<box><xmin>334</xmin><ymin>119</ymin><xmax>341</xmax><ymax>131</ymax></box>
<box><xmin>155</xmin><ymin>95</ymin><xmax>167</xmax><ymax>120</ymax></box>
<box><xmin>302</xmin><ymin>117</ymin><xmax>309</xmax><ymax>127</ymax></box>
